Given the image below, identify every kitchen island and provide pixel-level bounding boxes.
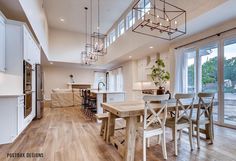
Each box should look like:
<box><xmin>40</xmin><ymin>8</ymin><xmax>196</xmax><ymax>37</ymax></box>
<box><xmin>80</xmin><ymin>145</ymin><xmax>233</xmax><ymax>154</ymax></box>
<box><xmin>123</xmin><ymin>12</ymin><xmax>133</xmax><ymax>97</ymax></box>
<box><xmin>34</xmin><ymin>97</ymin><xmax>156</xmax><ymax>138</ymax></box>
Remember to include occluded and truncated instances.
<box><xmin>90</xmin><ymin>90</ymin><xmax>125</xmax><ymax>114</ymax></box>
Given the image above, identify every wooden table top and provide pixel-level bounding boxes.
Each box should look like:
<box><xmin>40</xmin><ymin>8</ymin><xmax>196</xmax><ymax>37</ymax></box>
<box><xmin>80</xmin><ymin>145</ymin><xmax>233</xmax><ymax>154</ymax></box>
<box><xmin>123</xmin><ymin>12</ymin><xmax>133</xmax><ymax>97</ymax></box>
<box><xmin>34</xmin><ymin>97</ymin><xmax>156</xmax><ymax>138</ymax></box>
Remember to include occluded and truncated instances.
<box><xmin>102</xmin><ymin>99</ymin><xmax>199</xmax><ymax>118</ymax></box>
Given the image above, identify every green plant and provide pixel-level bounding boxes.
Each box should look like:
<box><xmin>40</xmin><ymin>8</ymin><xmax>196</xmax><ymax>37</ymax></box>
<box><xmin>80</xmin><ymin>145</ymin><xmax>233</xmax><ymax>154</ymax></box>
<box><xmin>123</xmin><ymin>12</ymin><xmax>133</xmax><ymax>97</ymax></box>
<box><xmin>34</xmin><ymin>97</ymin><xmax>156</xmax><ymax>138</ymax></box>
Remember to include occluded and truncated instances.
<box><xmin>151</xmin><ymin>58</ymin><xmax>170</xmax><ymax>87</ymax></box>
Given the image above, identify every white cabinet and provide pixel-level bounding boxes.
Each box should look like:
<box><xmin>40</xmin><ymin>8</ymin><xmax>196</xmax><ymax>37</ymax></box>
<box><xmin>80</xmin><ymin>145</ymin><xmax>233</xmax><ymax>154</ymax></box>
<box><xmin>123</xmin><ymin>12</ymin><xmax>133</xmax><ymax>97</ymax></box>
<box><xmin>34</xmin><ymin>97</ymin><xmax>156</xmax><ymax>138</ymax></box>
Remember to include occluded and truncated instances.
<box><xmin>0</xmin><ymin>96</ymin><xmax>24</xmax><ymax>144</ymax></box>
<box><xmin>106</xmin><ymin>93</ymin><xmax>125</xmax><ymax>103</ymax></box>
<box><xmin>23</xmin><ymin>27</ymin><xmax>40</xmax><ymax>65</ymax></box>
<box><xmin>0</xmin><ymin>15</ymin><xmax>6</xmax><ymax>72</ymax></box>
<box><xmin>23</xmin><ymin>28</ymin><xmax>30</xmax><ymax>62</ymax></box>
<box><xmin>137</xmin><ymin>58</ymin><xmax>148</xmax><ymax>82</ymax></box>
<box><xmin>31</xmin><ymin>91</ymin><xmax>36</xmax><ymax>119</ymax></box>
<box><xmin>33</xmin><ymin>40</ymin><xmax>41</xmax><ymax>64</ymax></box>
<box><xmin>17</xmin><ymin>96</ymin><xmax>24</xmax><ymax>134</ymax></box>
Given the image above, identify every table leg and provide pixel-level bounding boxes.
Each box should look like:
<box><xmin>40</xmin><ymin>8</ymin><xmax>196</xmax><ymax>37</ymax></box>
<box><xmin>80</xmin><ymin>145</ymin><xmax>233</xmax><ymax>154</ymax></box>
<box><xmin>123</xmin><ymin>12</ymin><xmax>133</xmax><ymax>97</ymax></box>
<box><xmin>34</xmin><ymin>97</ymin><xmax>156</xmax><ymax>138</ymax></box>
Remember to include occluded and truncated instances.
<box><xmin>106</xmin><ymin>113</ymin><xmax>116</xmax><ymax>143</ymax></box>
<box><xmin>205</xmin><ymin>123</ymin><xmax>210</xmax><ymax>139</ymax></box>
<box><xmin>124</xmin><ymin>116</ymin><xmax>137</xmax><ymax>161</ymax></box>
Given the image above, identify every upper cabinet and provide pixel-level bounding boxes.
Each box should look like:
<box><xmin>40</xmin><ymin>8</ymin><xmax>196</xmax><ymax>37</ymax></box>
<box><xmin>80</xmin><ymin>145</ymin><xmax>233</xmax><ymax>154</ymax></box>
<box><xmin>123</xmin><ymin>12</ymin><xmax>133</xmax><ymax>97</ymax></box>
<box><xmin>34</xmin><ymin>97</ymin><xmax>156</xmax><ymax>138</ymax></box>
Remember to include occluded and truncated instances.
<box><xmin>137</xmin><ymin>59</ymin><xmax>147</xmax><ymax>82</ymax></box>
<box><xmin>0</xmin><ymin>15</ymin><xmax>6</xmax><ymax>72</ymax></box>
<box><xmin>23</xmin><ymin>26</ymin><xmax>40</xmax><ymax>65</ymax></box>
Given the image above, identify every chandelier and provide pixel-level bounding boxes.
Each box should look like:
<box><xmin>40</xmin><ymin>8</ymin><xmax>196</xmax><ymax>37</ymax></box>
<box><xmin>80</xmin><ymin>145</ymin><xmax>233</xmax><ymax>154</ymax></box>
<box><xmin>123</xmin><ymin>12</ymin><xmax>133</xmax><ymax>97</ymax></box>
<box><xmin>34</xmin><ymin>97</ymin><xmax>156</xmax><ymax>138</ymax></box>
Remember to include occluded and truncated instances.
<box><xmin>91</xmin><ymin>0</ymin><xmax>107</xmax><ymax>56</ymax></box>
<box><xmin>81</xmin><ymin>7</ymin><xmax>90</xmax><ymax>65</ymax></box>
<box><xmin>81</xmin><ymin>6</ymin><xmax>97</xmax><ymax>65</ymax></box>
<box><xmin>132</xmin><ymin>0</ymin><xmax>186</xmax><ymax>40</ymax></box>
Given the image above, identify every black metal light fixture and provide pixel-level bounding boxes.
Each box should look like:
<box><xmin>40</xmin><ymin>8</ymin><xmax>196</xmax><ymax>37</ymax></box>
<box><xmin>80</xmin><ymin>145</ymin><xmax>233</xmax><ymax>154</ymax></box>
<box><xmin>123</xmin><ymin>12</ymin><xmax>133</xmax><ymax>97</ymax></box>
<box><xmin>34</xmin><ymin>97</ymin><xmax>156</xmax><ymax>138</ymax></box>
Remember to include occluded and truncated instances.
<box><xmin>87</xmin><ymin>0</ymin><xmax>98</xmax><ymax>62</ymax></box>
<box><xmin>132</xmin><ymin>0</ymin><xmax>186</xmax><ymax>40</ymax></box>
<box><xmin>81</xmin><ymin>7</ymin><xmax>91</xmax><ymax>65</ymax></box>
<box><xmin>91</xmin><ymin>0</ymin><xmax>107</xmax><ymax>56</ymax></box>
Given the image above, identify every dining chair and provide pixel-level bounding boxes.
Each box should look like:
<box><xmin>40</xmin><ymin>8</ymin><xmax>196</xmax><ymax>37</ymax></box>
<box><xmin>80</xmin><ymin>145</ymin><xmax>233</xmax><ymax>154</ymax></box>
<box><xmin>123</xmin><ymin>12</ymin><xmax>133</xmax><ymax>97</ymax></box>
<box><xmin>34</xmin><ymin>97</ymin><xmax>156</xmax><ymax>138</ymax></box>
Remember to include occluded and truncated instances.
<box><xmin>165</xmin><ymin>93</ymin><xmax>195</xmax><ymax>156</ymax></box>
<box><xmin>192</xmin><ymin>93</ymin><xmax>215</xmax><ymax>149</ymax></box>
<box><xmin>142</xmin><ymin>94</ymin><xmax>170</xmax><ymax>161</ymax></box>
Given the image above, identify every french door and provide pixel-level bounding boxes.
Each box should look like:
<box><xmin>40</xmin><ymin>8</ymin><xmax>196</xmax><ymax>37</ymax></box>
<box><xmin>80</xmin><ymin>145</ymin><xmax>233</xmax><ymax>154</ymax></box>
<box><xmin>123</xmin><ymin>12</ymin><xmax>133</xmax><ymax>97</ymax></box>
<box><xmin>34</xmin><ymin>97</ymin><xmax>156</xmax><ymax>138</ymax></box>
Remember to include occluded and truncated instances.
<box><xmin>185</xmin><ymin>36</ymin><xmax>236</xmax><ymax>128</ymax></box>
<box><xmin>223</xmin><ymin>38</ymin><xmax>236</xmax><ymax>127</ymax></box>
<box><xmin>198</xmin><ymin>43</ymin><xmax>219</xmax><ymax>122</ymax></box>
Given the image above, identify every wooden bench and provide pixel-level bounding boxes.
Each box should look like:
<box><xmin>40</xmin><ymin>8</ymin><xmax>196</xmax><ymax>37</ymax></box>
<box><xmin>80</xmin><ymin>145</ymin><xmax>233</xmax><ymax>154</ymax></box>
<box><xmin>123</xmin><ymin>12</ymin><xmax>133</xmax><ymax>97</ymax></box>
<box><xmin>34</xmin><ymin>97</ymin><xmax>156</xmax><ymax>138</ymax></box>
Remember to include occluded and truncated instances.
<box><xmin>95</xmin><ymin>113</ymin><xmax>109</xmax><ymax>140</ymax></box>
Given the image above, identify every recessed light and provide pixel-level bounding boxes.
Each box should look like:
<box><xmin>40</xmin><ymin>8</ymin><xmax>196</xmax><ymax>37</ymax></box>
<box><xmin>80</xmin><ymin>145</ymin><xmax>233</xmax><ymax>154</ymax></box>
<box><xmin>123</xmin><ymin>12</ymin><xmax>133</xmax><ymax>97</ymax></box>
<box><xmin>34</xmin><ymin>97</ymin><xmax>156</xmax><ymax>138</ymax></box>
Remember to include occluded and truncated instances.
<box><xmin>60</xmin><ymin>18</ymin><xmax>65</xmax><ymax>22</ymax></box>
<box><xmin>149</xmin><ymin>46</ymin><xmax>153</xmax><ymax>49</ymax></box>
<box><xmin>129</xmin><ymin>56</ymin><xmax>132</xmax><ymax>59</ymax></box>
<box><xmin>50</xmin><ymin>62</ymin><xmax>53</xmax><ymax>65</ymax></box>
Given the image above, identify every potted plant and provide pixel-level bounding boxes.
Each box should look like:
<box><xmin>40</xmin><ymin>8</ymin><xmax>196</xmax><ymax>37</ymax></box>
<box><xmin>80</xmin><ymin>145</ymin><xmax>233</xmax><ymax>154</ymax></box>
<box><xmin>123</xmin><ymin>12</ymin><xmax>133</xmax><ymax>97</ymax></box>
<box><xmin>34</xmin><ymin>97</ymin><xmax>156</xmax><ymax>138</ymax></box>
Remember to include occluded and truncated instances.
<box><xmin>151</xmin><ymin>58</ymin><xmax>170</xmax><ymax>95</ymax></box>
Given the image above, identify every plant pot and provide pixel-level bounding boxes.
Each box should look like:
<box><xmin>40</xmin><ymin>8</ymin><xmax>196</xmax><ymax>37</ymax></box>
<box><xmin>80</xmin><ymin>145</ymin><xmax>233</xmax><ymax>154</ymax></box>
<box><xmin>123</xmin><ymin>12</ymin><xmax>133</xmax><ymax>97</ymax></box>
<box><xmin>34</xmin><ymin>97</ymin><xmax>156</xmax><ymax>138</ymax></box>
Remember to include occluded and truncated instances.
<box><xmin>156</xmin><ymin>86</ymin><xmax>165</xmax><ymax>95</ymax></box>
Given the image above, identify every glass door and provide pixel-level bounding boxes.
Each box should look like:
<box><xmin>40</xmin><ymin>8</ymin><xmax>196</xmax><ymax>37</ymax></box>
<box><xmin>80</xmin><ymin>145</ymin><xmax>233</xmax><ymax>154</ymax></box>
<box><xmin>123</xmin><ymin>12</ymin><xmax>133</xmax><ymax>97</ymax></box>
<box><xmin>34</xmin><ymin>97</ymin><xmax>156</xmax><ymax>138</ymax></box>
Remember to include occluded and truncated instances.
<box><xmin>199</xmin><ymin>43</ymin><xmax>219</xmax><ymax>122</ymax></box>
<box><xmin>185</xmin><ymin>49</ymin><xmax>196</xmax><ymax>93</ymax></box>
<box><xmin>223</xmin><ymin>38</ymin><xmax>236</xmax><ymax>126</ymax></box>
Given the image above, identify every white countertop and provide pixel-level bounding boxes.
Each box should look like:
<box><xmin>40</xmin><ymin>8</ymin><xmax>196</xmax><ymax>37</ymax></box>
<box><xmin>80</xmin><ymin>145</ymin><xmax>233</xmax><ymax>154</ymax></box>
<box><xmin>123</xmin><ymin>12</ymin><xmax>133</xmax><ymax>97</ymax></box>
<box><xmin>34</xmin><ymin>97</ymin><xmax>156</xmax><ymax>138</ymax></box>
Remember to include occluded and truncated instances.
<box><xmin>91</xmin><ymin>90</ymin><xmax>125</xmax><ymax>94</ymax></box>
<box><xmin>0</xmin><ymin>94</ymin><xmax>24</xmax><ymax>97</ymax></box>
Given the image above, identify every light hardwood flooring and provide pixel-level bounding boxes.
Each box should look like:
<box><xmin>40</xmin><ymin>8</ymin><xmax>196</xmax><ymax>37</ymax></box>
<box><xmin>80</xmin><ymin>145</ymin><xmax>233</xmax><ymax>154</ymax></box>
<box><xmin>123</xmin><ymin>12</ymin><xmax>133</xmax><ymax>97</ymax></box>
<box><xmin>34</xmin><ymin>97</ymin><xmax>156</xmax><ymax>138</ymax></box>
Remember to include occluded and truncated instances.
<box><xmin>0</xmin><ymin>107</ymin><xmax>236</xmax><ymax>161</ymax></box>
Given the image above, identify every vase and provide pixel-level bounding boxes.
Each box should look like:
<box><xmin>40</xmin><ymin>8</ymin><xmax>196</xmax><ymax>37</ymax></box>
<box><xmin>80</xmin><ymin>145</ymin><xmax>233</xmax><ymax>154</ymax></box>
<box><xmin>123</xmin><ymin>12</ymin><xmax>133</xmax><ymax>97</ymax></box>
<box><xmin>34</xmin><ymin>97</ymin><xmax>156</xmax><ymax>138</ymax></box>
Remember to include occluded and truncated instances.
<box><xmin>156</xmin><ymin>86</ymin><xmax>165</xmax><ymax>95</ymax></box>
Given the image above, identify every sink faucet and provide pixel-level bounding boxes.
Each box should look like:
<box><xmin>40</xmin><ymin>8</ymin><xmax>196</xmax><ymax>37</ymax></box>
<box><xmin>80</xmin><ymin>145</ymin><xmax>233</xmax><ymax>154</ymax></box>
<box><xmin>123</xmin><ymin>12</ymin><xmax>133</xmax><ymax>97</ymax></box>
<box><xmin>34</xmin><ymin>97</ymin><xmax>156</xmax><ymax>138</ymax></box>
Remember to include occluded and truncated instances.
<box><xmin>98</xmin><ymin>82</ymin><xmax>105</xmax><ymax>91</ymax></box>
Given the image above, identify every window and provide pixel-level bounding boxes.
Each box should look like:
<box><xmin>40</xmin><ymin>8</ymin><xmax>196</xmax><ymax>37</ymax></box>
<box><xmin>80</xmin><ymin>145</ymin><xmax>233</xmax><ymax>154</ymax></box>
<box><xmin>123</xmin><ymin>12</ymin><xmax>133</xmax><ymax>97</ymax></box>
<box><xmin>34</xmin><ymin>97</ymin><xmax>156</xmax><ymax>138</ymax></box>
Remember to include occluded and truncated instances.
<box><xmin>118</xmin><ymin>20</ymin><xmax>125</xmax><ymax>37</ymax></box>
<box><xmin>177</xmin><ymin>43</ymin><xmax>219</xmax><ymax>122</ymax></box>
<box><xmin>223</xmin><ymin>38</ymin><xmax>236</xmax><ymax>126</ymax></box>
<box><xmin>185</xmin><ymin>50</ymin><xmax>196</xmax><ymax>93</ymax></box>
<box><xmin>106</xmin><ymin>37</ymin><xmax>110</xmax><ymax>48</ymax></box>
<box><xmin>177</xmin><ymin>34</ymin><xmax>236</xmax><ymax>128</ymax></box>
<box><xmin>93</xmin><ymin>72</ymin><xmax>106</xmax><ymax>90</ymax></box>
<box><xmin>199</xmin><ymin>44</ymin><xmax>218</xmax><ymax>93</ymax></box>
<box><xmin>108</xmin><ymin>67</ymin><xmax>123</xmax><ymax>91</ymax></box>
<box><xmin>109</xmin><ymin>29</ymin><xmax>116</xmax><ymax>44</ymax></box>
<box><xmin>126</xmin><ymin>11</ymin><xmax>135</xmax><ymax>30</ymax></box>
<box><xmin>138</xmin><ymin>0</ymin><xmax>151</xmax><ymax>19</ymax></box>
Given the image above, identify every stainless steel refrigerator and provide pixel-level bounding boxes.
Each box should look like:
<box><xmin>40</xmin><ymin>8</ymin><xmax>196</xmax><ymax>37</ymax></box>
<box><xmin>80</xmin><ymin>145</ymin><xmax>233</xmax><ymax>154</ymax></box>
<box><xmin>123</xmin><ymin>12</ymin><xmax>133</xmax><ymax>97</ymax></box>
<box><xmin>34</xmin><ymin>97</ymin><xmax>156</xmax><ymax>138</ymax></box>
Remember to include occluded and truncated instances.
<box><xmin>35</xmin><ymin>64</ymin><xmax>44</xmax><ymax>119</ymax></box>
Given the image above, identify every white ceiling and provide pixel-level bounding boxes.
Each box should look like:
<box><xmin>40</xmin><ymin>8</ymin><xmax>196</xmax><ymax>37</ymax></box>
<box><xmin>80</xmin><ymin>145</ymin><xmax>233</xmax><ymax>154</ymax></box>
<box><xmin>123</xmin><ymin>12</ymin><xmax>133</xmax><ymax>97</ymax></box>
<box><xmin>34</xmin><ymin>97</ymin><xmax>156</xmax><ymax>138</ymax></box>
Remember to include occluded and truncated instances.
<box><xmin>43</xmin><ymin>0</ymin><xmax>233</xmax><ymax>69</ymax></box>
<box><xmin>44</xmin><ymin>0</ymin><xmax>133</xmax><ymax>34</ymax></box>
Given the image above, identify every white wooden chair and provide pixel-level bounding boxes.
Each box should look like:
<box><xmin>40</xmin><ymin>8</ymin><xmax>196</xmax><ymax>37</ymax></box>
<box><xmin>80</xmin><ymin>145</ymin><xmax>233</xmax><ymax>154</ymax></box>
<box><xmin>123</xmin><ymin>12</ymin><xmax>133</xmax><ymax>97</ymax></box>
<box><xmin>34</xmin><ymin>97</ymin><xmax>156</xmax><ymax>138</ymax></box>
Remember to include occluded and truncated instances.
<box><xmin>192</xmin><ymin>93</ymin><xmax>215</xmax><ymax>149</ymax></box>
<box><xmin>165</xmin><ymin>93</ymin><xmax>195</xmax><ymax>156</ymax></box>
<box><xmin>142</xmin><ymin>94</ymin><xmax>169</xmax><ymax>161</ymax></box>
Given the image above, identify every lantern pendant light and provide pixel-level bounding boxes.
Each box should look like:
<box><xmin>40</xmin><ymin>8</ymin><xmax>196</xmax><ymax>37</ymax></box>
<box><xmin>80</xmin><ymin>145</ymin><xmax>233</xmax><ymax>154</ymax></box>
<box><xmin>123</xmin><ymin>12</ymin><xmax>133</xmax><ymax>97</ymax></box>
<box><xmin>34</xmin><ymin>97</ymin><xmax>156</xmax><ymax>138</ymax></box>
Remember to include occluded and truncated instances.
<box><xmin>91</xmin><ymin>0</ymin><xmax>107</xmax><ymax>56</ymax></box>
<box><xmin>81</xmin><ymin>7</ymin><xmax>91</xmax><ymax>65</ymax></box>
<box><xmin>87</xmin><ymin>0</ymin><xmax>98</xmax><ymax>62</ymax></box>
<box><xmin>132</xmin><ymin>0</ymin><xmax>186</xmax><ymax>40</ymax></box>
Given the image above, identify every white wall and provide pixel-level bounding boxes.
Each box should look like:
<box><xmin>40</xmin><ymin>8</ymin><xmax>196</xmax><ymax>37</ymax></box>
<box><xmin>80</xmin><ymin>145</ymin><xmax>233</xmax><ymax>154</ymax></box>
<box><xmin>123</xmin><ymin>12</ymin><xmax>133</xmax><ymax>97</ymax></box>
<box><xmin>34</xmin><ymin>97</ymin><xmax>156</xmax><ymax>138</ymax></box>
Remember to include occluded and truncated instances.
<box><xmin>43</xmin><ymin>65</ymin><xmax>95</xmax><ymax>100</ymax></box>
<box><xmin>49</xmin><ymin>28</ymin><xmax>86</xmax><ymax>63</ymax></box>
<box><xmin>19</xmin><ymin>0</ymin><xmax>49</xmax><ymax>56</ymax></box>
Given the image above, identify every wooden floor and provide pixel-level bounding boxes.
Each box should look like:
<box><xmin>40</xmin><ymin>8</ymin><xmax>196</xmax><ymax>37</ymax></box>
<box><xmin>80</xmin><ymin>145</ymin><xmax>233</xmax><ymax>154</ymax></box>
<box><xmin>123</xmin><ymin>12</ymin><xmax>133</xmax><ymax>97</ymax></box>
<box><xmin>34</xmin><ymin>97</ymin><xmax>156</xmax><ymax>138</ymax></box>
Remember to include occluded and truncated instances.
<box><xmin>0</xmin><ymin>107</ymin><xmax>236</xmax><ymax>161</ymax></box>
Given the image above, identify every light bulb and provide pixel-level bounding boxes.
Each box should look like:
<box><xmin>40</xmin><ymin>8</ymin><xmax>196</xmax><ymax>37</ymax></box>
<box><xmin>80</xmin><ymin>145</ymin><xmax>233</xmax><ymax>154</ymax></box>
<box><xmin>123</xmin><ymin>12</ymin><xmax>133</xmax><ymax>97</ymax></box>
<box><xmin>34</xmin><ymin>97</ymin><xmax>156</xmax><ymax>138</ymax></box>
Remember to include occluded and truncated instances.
<box><xmin>175</xmin><ymin>21</ymin><xmax>178</xmax><ymax>25</ymax></box>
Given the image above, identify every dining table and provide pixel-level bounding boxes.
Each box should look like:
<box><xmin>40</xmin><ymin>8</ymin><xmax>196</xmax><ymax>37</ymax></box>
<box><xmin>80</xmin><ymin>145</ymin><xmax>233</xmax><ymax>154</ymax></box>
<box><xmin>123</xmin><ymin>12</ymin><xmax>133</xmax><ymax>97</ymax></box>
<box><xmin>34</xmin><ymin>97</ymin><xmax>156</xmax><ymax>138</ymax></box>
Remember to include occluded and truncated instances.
<box><xmin>101</xmin><ymin>99</ymin><xmax>214</xmax><ymax>161</ymax></box>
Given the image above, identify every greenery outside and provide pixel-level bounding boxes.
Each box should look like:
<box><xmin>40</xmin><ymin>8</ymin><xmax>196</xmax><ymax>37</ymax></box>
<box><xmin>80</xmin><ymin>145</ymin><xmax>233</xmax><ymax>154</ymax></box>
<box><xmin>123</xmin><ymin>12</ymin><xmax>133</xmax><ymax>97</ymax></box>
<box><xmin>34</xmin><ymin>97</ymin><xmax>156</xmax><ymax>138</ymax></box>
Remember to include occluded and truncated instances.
<box><xmin>188</xmin><ymin>56</ymin><xmax>236</xmax><ymax>93</ymax></box>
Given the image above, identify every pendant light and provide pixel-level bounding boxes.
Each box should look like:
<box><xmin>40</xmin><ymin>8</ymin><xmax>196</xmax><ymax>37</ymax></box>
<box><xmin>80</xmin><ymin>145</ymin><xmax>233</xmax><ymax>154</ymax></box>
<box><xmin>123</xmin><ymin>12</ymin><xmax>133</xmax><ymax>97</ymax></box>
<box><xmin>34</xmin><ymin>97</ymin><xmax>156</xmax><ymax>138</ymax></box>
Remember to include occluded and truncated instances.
<box><xmin>81</xmin><ymin>7</ymin><xmax>91</xmax><ymax>65</ymax></box>
<box><xmin>132</xmin><ymin>0</ymin><xmax>186</xmax><ymax>40</ymax></box>
<box><xmin>87</xmin><ymin>0</ymin><xmax>98</xmax><ymax>62</ymax></box>
<box><xmin>91</xmin><ymin>0</ymin><xmax>107</xmax><ymax>56</ymax></box>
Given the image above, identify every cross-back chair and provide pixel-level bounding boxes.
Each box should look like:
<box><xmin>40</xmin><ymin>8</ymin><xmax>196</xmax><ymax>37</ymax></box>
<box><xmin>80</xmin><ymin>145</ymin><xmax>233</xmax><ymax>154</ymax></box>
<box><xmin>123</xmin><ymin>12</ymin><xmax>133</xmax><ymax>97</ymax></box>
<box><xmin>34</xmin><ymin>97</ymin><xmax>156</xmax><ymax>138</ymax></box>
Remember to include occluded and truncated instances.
<box><xmin>165</xmin><ymin>93</ymin><xmax>195</xmax><ymax>156</ymax></box>
<box><xmin>192</xmin><ymin>92</ymin><xmax>215</xmax><ymax>149</ymax></box>
<box><xmin>142</xmin><ymin>94</ymin><xmax>169</xmax><ymax>160</ymax></box>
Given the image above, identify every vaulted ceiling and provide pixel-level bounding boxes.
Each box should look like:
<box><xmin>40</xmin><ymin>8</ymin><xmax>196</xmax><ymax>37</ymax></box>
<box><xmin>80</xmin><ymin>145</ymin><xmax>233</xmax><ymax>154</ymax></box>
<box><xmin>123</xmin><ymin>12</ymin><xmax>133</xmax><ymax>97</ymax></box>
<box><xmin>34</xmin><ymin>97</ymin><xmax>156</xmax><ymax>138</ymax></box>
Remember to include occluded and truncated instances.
<box><xmin>44</xmin><ymin>0</ymin><xmax>133</xmax><ymax>34</ymax></box>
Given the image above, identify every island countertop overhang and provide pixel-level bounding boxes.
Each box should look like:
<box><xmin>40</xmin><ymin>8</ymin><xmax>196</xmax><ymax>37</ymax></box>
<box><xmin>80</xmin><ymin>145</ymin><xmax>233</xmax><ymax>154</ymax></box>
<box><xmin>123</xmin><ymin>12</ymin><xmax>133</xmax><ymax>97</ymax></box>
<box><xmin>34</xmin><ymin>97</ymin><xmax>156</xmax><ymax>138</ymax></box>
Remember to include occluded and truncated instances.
<box><xmin>90</xmin><ymin>90</ymin><xmax>125</xmax><ymax>94</ymax></box>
